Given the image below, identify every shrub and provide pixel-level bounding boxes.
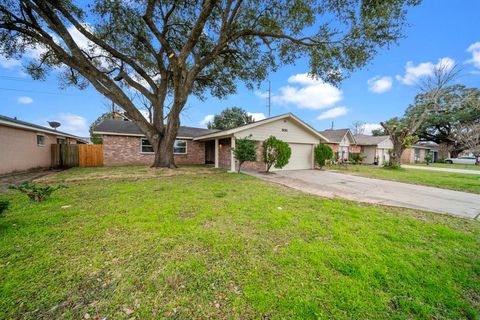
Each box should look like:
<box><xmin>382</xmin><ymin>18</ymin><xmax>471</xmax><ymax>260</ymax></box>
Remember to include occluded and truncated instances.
<box><xmin>383</xmin><ymin>161</ymin><xmax>401</xmax><ymax>169</ymax></box>
<box><xmin>314</xmin><ymin>144</ymin><xmax>334</xmax><ymax>169</ymax></box>
<box><xmin>232</xmin><ymin>137</ymin><xmax>257</xmax><ymax>173</ymax></box>
<box><xmin>9</xmin><ymin>182</ymin><xmax>66</xmax><ymax>202</ymax></box>
<box><xmin>348</xmin><ymin>152</ymin><xmax>366</xmax><ymax>164</ymax></box>
<box><xmin>424</xmin><ymin>152</ymin><xmax>433</xmax><ymax>165</ymax></box>
<box><xmin>263</xmin><ymin>136</ymin><xmax>292</xmax><ymax>172</ymax></box>
<box><xmin>0</xmin><ymin>200</ymin><xmax>9</xmax><ymax>216</ymax></box>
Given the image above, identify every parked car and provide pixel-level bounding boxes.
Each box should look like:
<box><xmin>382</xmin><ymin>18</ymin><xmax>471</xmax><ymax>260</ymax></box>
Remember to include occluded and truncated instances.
<box><xmin>444</xmin><ymin>156</ymin><xmax>476</xmax><ymax>165</ymax></box>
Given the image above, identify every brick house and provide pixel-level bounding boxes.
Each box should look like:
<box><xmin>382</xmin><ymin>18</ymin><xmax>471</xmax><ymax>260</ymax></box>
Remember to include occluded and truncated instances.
<box><xmin>0</xmin><ymin>114</ymin><xmax>87</xmax><ymax>175</ymax></box>
<box><xmin>94</xmin><ymin>113</ymin><xmax>329</xmax><ymax>171</ymax></box>
<box><xmin>317</xmin><ymin>128</ymin><xmax>360</xmax><ymax>161</ymax></box>
<box><xmin>355</xmin><ymin>135</ymin><xmax>393</xmax><ymax>165</ymax></box>
<box><xmin>401</xmin><ymin>142</ymin><xmax>439</xmax><ymax>163</ymax></box>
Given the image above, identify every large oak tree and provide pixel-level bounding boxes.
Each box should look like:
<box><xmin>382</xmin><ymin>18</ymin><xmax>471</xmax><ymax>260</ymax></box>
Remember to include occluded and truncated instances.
<box><xmin>0</xmin><ymin>0</ymin><xmax>420</xmax><ymax>167</ymax></box>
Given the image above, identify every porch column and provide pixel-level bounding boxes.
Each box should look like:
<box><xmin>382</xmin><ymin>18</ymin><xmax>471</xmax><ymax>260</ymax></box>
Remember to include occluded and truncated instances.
<box><xmin>214</xmin><ymin>138</ymin><xmax>219</xmax><ymax>168</ymax></box>
<box><xmin>230</xmin><ymin>136</ymin><xmax>236</xmax><ymax>172</ymax></box>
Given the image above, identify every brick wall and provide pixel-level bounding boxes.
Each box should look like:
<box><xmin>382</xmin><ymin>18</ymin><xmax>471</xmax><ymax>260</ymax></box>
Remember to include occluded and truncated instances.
<box><xmin>218</xmin><ymin>138</ymin><xmax>266</xmax><ymax>171</ymax></box>
<box><xmin>401</xmin><ymin>148</ymin><xmax>414</xmax><ymax>163</ymax></box>
<box><xmin>349</xmin><ymin>145</ymin><xmax>361</xmax><ymax>153</ymax></box>
<box><xmin>103</xmin><ymin>135</ymin><xmax>206</xmax><ymax>166</ymax></box>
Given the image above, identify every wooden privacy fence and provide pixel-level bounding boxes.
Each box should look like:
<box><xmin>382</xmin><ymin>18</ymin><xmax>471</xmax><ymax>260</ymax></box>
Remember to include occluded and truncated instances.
<box><xmin>52</xmin><ymin>144</ymin><xmax>103</xmax><ymax>168</ymax></box>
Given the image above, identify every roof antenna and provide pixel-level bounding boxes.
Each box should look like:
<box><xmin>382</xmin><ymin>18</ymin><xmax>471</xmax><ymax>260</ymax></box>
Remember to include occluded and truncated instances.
<box><xmin>331</xmin><ymin>121</ymin><xmax>334</xmax><ymax>130</ymax></box>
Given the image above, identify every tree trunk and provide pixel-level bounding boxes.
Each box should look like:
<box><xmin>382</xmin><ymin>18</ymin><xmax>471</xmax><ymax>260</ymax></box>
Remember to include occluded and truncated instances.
<box><xmin>389</xmin><ymin>143</ymin><xmax>405</xmax><ymax>166</ymax></box>
<box><xmin>151</xmin><ymin>134</ymin><xmax>177</xmax><ymax>168</ymax></box>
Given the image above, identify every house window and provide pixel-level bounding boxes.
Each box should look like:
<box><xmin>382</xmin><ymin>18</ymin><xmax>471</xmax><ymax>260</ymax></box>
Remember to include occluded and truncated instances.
<box><xmin>414</xmin><ymin>148</ymin><xmax>420</xmax><ymax>161</ymax></box>
<box><xmin>57</xmin><ymin>138</ymin><xmax>66</xmax><ymax>144</ymax></box>
<box><xmin>141</xmin><ymin>138</ymin><xmax>154</xmax><ymax>153</ymax></box>
<box><xmin>174</xmin><ymin>140</ymin><xmax>187</xmax><ymax>154</ymax></box>
<box><xmin>37</xmin><ymin>134</ymin><xmax>45</xmax><ymax>146</ymax></box>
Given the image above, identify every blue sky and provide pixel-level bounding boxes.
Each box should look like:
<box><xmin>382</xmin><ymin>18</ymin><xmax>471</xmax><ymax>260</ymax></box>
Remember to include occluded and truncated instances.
<box><xmin>0</xmin><ymin>0</ymin><xmax>479</xmax><ymax>137</ymax></box>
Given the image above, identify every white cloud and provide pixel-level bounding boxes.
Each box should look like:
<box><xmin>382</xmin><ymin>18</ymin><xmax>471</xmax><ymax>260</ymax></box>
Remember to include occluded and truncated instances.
<box><xmin>367</xmin><ymin>76</ymin><xmax>393</xmax><ymax>93</ymax></box>
<box><xmin>396</xmin><ymin>57</ymin><xmax>455</xmax><ymax>85</ymax></box>
<box><xmin>317</xmin><ymin>106</ymin><xmax>348</xmax><ymax>120</ymax></box>
<box><xmin>0</xmin><ymin>58</ymin><xmax>22</xmax><ymax>69</ymax></box>
<box><xmin>57</xmin><ymin>113</ymin><xmax>88</xmax><ymax>136</ymax></box>
<box><xmin>254</xmin><ymin>90</ymin><xmax>269</xmax><ymax>99</ymax></box>
<box><xmin>363</xmin><ymin>123</ymin><xmax>383</xmax><ymax>135</ymax></box>
<box><xmin>271</xmin><ymin>73</ymin><xmax>343</xmax><ymax>110</ymax></box>
<box><xmin>466</xmin><ymin>42</ymin><xmax>480</xmax><ymax>69</ymax></box>
<box><xmin>17</xmin><ymin>96</ymin><xmax>34</xmax><ymax>104</ymax></box>
<box><xmin>199</xmin><ymin>114</ymin><xmax>214</xmax><ymax>127</ymax></box>
<box><xmin>248</xmin><ymin>112</ymin><xmax>266</xmax><ymax>121</ymax></box>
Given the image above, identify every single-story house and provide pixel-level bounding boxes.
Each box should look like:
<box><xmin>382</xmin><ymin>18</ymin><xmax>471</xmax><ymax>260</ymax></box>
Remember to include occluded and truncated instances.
<box><xmin>355</xmin><ymin>135</ymin><xmax>393</xmax><ymax>165</ymax></box>
<box><xmin>0</xmin><ymin>114</ymin><xmax>87</xmax><ymax>175</ymax></box>
<box><xmin>94</xmin><ymin>113</ymin><xmax>328</xmax><ymax>171</ymax></box>
<box><xmin>317</xmin><ymin>128</ymin><xmax>360</xmax><ymax>161</ymax></box>
<box><xmin>401</xmin><ymin>142</ymin><xmax>439</xmax><ymax>163</ymax></box>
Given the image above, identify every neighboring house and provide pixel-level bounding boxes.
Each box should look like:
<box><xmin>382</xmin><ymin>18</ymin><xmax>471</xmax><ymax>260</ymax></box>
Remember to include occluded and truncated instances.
<box><xmin>0</xmin><ymin>114</ymin><xmax>87</xmax><ymax>175</ymax></box>
<box><xmin>355</xmin><ymin>135</ymin><xmax>393</xmax><ymax>165</ymax></box>
<box><xmin>317</xmin><ymin>128</ymin><xmax>360</xmax><ymax>161</ymax></box>
<box><xmin>94</xmin><ymin>113</ymin><xmax>328</xmax><ymax>171</ymax></box>
<box><xmin>401</xmin><ymin>142</ymin><xmax>439</xmax><ymax>163</ymax></box>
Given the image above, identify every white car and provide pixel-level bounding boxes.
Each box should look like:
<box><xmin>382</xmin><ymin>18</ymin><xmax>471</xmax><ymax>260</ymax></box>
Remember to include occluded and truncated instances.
<box><xmin>444</xmin><ymin>156</ymin><xmax>476</xmax><ymax>165</ymax></box>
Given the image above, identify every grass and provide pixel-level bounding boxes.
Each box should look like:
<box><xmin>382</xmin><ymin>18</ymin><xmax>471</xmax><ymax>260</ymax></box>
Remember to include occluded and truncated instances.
<box><xmin>407</xmin><ymin>162</ymin><xmax>480</xmax><ymax>171</ymax></box>
<box><xmin>327</xmin><ymin>164</ymin><xmax>480</xmax><ymax>194</ymax></box>
<box><xmin>0</xmin><ymin>166</ymin><xmax>479</xmax><ymax>319</ymax></box>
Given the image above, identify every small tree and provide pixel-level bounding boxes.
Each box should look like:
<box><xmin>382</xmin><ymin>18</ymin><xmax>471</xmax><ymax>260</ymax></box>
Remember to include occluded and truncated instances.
<box><xmin>314</xmin><ymin>144</ymin><xmax>334</xmax><ymax>169</ymax></box>
<box><xmin>232</xmin><ymin>137</ymin><xmax>256</xmax><ymax>173</ymax></box>
<box><xmin>424</xmin><ymin>152</ymin><xmax>433</xmax><ymax>165</ymax></box>
<box><xmin>263</xmin><ymin>136</ymin><xmax>292</xmax><ymax>172</ymax></box>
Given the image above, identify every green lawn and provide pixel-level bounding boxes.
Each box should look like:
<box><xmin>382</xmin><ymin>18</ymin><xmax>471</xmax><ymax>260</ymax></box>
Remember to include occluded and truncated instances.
<box><xmin>0</xmin><ymin>167</ymin><xmax>479</xmax><ymax>319</ymax></box>
<box><xmin>327</xmin><ymin>164</ymin><xmax>480</xmax><ymax>194</ymax></box>
<box><xmin>407</xmin><ymin>162</ymin><xmax>480</xmax><ymax>171</ymax></box>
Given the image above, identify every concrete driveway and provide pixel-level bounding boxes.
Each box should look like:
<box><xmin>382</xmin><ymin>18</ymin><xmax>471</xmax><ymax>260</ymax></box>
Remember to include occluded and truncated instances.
<box><xmin>250</xmin><ymin>170</ymin><xmax>480</xmax><ymax>219</ymax></box>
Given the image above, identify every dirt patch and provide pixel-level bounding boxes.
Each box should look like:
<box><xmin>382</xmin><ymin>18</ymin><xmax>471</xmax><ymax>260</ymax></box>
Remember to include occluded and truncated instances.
<box><xmin>0</xmin><ymin>169</ymin><xmax>61</xmax><ymax>193</ymax></box>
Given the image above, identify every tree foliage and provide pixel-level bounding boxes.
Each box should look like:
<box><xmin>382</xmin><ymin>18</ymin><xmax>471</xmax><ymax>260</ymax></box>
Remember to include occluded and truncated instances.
<box><xmin>207</xmin><ymin>107</ymin><xmax>254</xmax><ymax>130</ymax></box>
<box><xmin>381</xmin><ymin>63</ymin><xmax>459</xmax><ymax>166</ymax></box>
<box><xmin>408</xmin><ymin>85</ymin><xmax>480</xmax><ymax>156</ymax></box>
<box><xmin>262</xmin><ymin>136</ymin><xmax>291</xmax><ymax>172</ymax></box>
<box><xmin>314</xmin><ymin>144</ymin><xmax>333</xmax><ymax>169</ymax></box>
<box><xmin>0</xmin><ymin>0</ymin><xmax>420</xmax><ymax>167</ymax></box>
<box><xmin>89</xmin><ymin>112</ymin><xmax>113</xmax><ymax>144</ymax></box>
<box><xmin>233</xmin><ymin>137</ymin><xmax>256</xmax><ymax>173</ymax></box>
<box><xmin>371</xmin><ymin>128</ymin><xmax>387</xmax><ymax>136</ymax></box>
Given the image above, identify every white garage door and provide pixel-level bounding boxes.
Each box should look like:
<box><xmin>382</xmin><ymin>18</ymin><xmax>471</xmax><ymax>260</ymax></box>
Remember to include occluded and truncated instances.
<box><xmin>272</xmin><ymin>143</ymin><xmax>313</xmax><ymax>171</ymax></box>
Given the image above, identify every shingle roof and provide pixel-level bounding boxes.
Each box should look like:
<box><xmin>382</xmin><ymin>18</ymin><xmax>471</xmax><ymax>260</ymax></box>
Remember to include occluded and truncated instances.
<box><xmin>317</xmin><ymin>129</ymin><xmax>350</xmax><ymax>143</ymax></box>
<box><xmin>354</xmin><ymin>135</ymin><xmax>390</xmax><ymax>146</ymax></box>
<box><xmin>0</xmin><ymin>114</ymin><xmax>87</xmax><ymax>142</ymax></box>
<box><xmin>94</xmin><ymin>119</ymin><xmax>218</xmax><ymax>138</ymax></box>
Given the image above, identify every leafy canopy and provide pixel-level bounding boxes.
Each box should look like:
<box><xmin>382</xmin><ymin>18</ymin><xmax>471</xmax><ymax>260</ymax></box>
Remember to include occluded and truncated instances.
<box><xmin>263</xmin><ymin>136</ymin><xmax>292</xmax><ymax>172</ymax></box>
<box><xmin>314</xmin><ymin>144</ymin><xmax>333</xmax><ymax>168</ymax></box>
<box><xmin>0</xmin><ymin>0</ymin><xmax>420</xmax><ymax>166</ymax></box>
<box><xmin>208</xmin><ymin>107</ymin><xmax>254</xmax><ymax>130</ymax></box>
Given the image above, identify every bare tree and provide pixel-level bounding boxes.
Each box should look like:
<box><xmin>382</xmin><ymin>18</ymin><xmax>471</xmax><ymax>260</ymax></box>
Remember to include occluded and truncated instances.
<box><xmin>454</xmin><ymin>124</ymin><xmax>480</xmax><ymax>165</ymax></box>
<box><xmin>350</xmin><ymin>121</ymin><xmax>366</xmax><ymax>136</ymax></box>
<box><xmin>381</xmin><ymin>63</ymin><xmax>460</xmax><ymax>166</ymax></box>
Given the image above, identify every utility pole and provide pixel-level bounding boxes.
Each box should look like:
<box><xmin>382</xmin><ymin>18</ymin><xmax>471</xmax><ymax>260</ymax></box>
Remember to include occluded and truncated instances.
<box><xmin>267</xmin><ymin>80</ymin><xmax>271</xmax><ymax>117</ymax></box>
<box><xmin>111</xmin><ymin>101</ymin><xmax>115</xmax><ymax>119</ymax></box>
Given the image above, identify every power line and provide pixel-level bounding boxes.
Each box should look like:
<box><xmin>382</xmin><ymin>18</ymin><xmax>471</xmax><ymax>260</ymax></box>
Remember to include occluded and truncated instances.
<box><xmin>0</xmin><ymin>86</ymin><xmax>98</xmax><ymax>97</ymax></box>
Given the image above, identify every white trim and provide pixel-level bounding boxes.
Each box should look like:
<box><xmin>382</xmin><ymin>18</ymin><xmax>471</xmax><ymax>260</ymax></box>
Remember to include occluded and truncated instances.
<box><xmin>93</xmin><ymin>131</ymin><xmax>194</xmax><ymax>140</ymax></box>
<box><xmin>173</xmin><ymin>139</ymin><xmax>188</xmax><ymax>154</ymax></box>
<box><xmin>194</xmin><ymin>113</ymin><xmax>329</xmax><ymax>142</ymax></box>
<box><xmin>0</xmin><ymin>119</ymin><xmax>83</xmax><ymax>141</ymax></box>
